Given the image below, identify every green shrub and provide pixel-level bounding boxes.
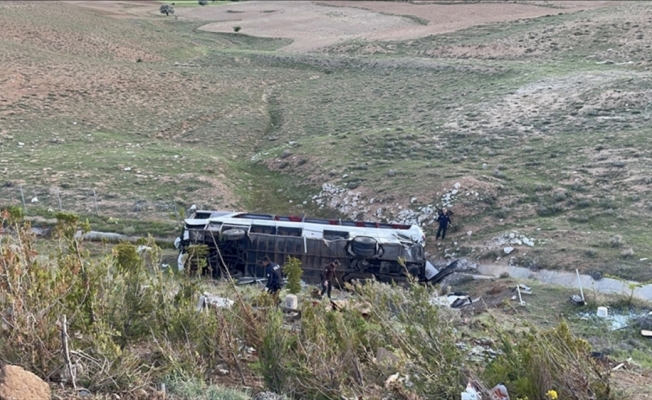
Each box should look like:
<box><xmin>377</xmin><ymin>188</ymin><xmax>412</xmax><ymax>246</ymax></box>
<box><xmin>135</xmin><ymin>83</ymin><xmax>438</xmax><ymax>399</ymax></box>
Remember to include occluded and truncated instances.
<box><xmin>282</xmin><ymin>256</ymin><xmax>303</xmax><ymax>295</ymax></box>
<box><xmin>258</xmin><ymin>280</ymin><xmax>464</xmax><ymax>399</ymax></box>
<box><xmin>0</xmin><ymin>214</ymin><xmax>255</xmax><ymax>392</ymax></box>
<box><xmin>483</xmin><ymin>320</ymin><xmax>614</xmax><ymax>400</ymax></box>
<box><xmin>186</xmin><ymin>244</ymin><xmax>209</xmax><ymax>275</ymax></box>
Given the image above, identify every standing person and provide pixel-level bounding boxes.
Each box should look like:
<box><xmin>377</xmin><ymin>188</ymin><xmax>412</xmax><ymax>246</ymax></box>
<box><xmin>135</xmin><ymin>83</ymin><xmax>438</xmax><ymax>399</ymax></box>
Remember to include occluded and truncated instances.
<box><xmin>320</xmin><ymin>260</ymin><xmax>339</xmax><ymax>299</ymax></box>
<box><xmin>261</xmin><ymin>256</ymin><xmax>283</xmax><ymax>296</ymax></box>
<box><xmin>436</xmin><ymin>208</ymin><xmax>453</xmax><ymax>240</ymax></box>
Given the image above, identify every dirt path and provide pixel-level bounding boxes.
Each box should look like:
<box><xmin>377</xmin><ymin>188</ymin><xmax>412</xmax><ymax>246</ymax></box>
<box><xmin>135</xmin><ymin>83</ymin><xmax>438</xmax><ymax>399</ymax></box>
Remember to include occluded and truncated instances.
<box><xmin>181</xmin><ymin>0</ymin><xmax>615</xmax><ymax>52</ymax></box>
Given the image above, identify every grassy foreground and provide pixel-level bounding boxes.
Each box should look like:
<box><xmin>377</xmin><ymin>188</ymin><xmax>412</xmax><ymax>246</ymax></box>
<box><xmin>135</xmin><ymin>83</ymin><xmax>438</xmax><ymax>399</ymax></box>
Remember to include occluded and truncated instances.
<box><xmin>0</xmin><ymin>209</ymin><xmax>626</xmax><ymax>399</ymax></box>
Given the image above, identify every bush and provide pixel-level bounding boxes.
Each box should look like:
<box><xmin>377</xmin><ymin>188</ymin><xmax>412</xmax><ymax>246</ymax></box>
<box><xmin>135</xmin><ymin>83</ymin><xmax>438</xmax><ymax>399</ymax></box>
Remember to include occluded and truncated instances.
<box><xmin>610</xmin><ymin>235</ymin><xmax>623</xmax><ymax>248</ymax></box>
<box><xmin>160</xmin><ymin>4</ymin><xmax>174</xmax><ymax>15</ymax></box>
<box><xmin>259</xmin><ymin>281</ymin><xmax>464</xmax><ymax>399</ymax></box>
<box><xmin>233</xmin><ymin>26</ymin><xmax>241</xmax><ymax>32</ymax></box>
<box><xmin>620</xmin><ymin>247</ymin><xmax>635</xmax><ymax>258</ymax></box>
<box><xmin>282</xmin><ymin>256</ymin><xmax>303</xmax><ymax>295</ymax></box>
<box><xmin>0</xmin><ymin>214</ymin><xmax>259</xmax><ymax>393</ymax></box>
<box><xmin>199</xmin><ymin>0</ymin><xmax>209</xmax><ymax>5</ymax></box>
<box><xmin>483</xmin><ymin>320</ymin><xmax>614</xmax><ymax>400</ymax></box>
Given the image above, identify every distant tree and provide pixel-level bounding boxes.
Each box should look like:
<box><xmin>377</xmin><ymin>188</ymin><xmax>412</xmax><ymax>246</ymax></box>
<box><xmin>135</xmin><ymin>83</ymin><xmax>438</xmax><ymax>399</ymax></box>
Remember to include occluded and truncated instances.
<box><xmin>198</xmin><ymin>0</ymin><xmax>209</xmax><ymax>5</ymax></box>
<box><xmin>160</xmin><ymin>4</ymin><xmax>175</xmax><ymax>16</ymax></box>
<box><xmin>233</xmin><ymin>26</ymin><xmax>241</xmax><ymax>32</ymax></box>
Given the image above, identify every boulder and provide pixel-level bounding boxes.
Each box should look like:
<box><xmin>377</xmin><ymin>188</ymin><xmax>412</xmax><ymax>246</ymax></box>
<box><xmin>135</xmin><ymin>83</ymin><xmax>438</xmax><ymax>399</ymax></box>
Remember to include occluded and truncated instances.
<box><xmin>0</xmin><ymin>365</ymin><xmax>51</xmax><ymax>400</ymax></box>
<box><xmin>504</xmin><ymin>247</ymin><xmax>514</xmax><ymax>255</ymax></box>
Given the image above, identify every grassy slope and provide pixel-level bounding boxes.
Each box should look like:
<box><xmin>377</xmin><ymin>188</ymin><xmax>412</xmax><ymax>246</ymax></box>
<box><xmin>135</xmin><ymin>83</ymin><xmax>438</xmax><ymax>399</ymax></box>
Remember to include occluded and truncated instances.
<box><xmin>1</xmin><ymin>2</ymin><xmax>651</xmax><ymax>280</ymax></box>
<box><xmin>250</xmin><ymin>4</ymin><xmax>652</xmax><ymax>281</ymax></box>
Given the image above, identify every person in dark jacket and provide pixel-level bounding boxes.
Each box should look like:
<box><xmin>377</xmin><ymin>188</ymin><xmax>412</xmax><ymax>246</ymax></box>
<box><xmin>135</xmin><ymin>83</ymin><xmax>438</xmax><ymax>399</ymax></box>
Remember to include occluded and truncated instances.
<box><xmin>261</xmin><ymin>256</ymin><xmax>283</xmax><ymax>295</ymax></box>
<box><xmin>320</xmin><ymin>260</ymin><xmax>339</xmax><ymax>299</ymax></box>
<box><xmin>436</xmin><ymin>208</ymin><xmax>453</xmax><ymax>240</ymax></box>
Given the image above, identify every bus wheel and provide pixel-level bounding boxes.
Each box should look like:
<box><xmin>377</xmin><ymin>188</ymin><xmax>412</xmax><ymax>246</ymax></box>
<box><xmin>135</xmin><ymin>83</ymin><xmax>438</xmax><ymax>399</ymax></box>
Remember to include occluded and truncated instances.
<box><xmin>221</xmin><ymin>229</ymin><xmax>245</xmax><ymax>241</ymax></box>
<box><xmin>351</xmin><ymin>236</ymin><xmax>377</xmax><ymax>257</ymax></box>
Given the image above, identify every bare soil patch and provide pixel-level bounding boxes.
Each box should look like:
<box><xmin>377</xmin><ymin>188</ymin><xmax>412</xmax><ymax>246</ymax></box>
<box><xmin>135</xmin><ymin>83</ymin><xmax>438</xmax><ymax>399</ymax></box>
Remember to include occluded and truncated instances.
<box><xmin>65</xmin><ymin>0</ymin><xmax>161</xmax><ymax>19</ymax></box>
<box><xmin>185</xmin><ymin>0</ymin><xmax>614</xmax><ymax>52</ymax></box>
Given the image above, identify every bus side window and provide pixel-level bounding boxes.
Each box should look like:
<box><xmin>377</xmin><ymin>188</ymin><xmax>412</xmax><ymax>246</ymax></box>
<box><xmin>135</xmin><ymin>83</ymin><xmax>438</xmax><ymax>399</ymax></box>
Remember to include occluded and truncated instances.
<box><xmin>277</xmin><ymin>227</ymin><xmax>302</xmax><ymax>237</ymax></box>
<box><xmin>323</xmin><ymin>230</ymin><xmax>349</xmax><ymax>240</ymax></box>
<box><xmin>251</xmin><ymin>225</ymin><xmax>276</xmax><ymax>234</ymax></box>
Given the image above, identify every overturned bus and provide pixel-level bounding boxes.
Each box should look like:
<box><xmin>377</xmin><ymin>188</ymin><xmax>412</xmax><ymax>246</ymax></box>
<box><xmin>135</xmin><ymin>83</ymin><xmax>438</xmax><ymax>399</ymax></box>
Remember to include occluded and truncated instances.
<box><xmin>175</xmin><ymin>210</ymin><xmax>453</xmax><ymax>285</ymax></box>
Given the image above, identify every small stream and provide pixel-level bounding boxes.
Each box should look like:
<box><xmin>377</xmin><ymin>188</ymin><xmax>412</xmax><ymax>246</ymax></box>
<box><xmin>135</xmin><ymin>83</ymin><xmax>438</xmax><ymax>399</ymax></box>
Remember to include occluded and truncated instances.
<box><xmin>477</xmin><ymin>264</ymin><xmax>652</xmax><ymax>302</ymax></box>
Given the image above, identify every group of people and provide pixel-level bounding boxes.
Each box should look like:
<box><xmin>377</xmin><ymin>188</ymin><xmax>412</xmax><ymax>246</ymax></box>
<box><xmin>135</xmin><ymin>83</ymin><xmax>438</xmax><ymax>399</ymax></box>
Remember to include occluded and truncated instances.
<box><xmin>261</xmin><ymin>256</ymin><xmax>339</xmax><ymax>299</ymax></box>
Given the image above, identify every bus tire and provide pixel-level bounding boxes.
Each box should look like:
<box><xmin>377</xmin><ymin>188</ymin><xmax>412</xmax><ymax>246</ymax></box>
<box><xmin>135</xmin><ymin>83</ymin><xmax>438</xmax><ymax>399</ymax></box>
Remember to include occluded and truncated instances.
<box><xmin>221</xmin><ymin>229</ymin><xmax>245</xmax><ymax>241</ymax></box>
<box><xmin>351</xmin><ymin>236</ymin><xmax>377</xmax><ymax>257</ymax></box>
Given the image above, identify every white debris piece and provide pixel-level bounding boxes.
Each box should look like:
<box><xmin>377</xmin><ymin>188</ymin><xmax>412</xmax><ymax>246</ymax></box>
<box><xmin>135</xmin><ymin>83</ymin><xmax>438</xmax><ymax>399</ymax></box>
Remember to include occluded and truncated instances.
<box><xmin>504</xmin><ymin>247</ymin><xmax>514</xmax><ymax>255</ymax></box>
<box><xmin>425</xmin><ymin>261</ymin><xmax>438</xmax><ymax>280</ymax></box>
<box><xmin>196</xmin><ymin>293</ymin><xmax>234</xmax><ymax>311</ymax></box>
<box><xmin>31</xmin><ymin>197</ymin><xmax>38</xmax><ymax>203</ymax></box>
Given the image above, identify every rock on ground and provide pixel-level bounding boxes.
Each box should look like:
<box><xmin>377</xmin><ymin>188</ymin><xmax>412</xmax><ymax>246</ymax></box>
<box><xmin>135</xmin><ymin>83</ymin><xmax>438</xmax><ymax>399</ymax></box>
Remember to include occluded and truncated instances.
<box><xmin>0</xmin><ymin>365</ymin><xmax>51</xmax><ymax>400</ymax></box>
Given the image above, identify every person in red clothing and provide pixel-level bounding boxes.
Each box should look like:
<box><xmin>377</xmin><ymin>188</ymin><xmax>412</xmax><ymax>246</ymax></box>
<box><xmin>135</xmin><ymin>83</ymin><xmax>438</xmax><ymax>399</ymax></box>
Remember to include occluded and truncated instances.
<box><xmin>320</xmin><ymin>260</ymin><xmax>340</xmax><ymax>299</ymax></box>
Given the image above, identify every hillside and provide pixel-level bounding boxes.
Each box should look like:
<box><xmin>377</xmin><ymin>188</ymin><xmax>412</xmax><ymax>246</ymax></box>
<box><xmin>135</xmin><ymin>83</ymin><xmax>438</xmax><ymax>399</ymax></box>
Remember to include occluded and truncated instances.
<box><xmin>1</xmin><ymin>0</ymin><xmax>651</xmax><ymax>281</ymax></box>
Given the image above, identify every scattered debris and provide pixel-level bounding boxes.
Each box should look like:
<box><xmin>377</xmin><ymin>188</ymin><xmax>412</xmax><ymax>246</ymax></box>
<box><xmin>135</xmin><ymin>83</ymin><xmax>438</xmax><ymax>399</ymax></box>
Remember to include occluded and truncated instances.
<box><xmin>612</xmin><ymin>362</ymin><xmax>626</xmax><ymax>371</ymax></box>
<box><xmin>570</xmin><ymin>269</ymin><xmax>586</xmax><ymax>306</ymax></box>
<box><xmin>461</xmin><ymin>382</ymin><xmax>480</xmax><ymax>400</ymax></box>
<box><xmin>490</xmin><ymin>383</ymin><xmax>510</xmax><ymax>400</ymax></box>
<box><xmin>511</xmin><ymin>284</ymin><xmax>532</xmax><ymax>295</ymax></box>
<box><xmin>430</xmin><ymin>292</ymin><xmax>476</xmax><ymax>309</ymax></box>
<box><xmin>515</xmin><ymin>284</ymin><xmax>526</xmax><ymax>306</ymax></box>
<box><xmin>570</xmin><ymin>294</ymin><xmax>586</xmax><ymax>306</ymax></box>
<box><xmin>196</xmin><ymin>293</ymin><xmax>234</xmax><ymax>311</ymax></box>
